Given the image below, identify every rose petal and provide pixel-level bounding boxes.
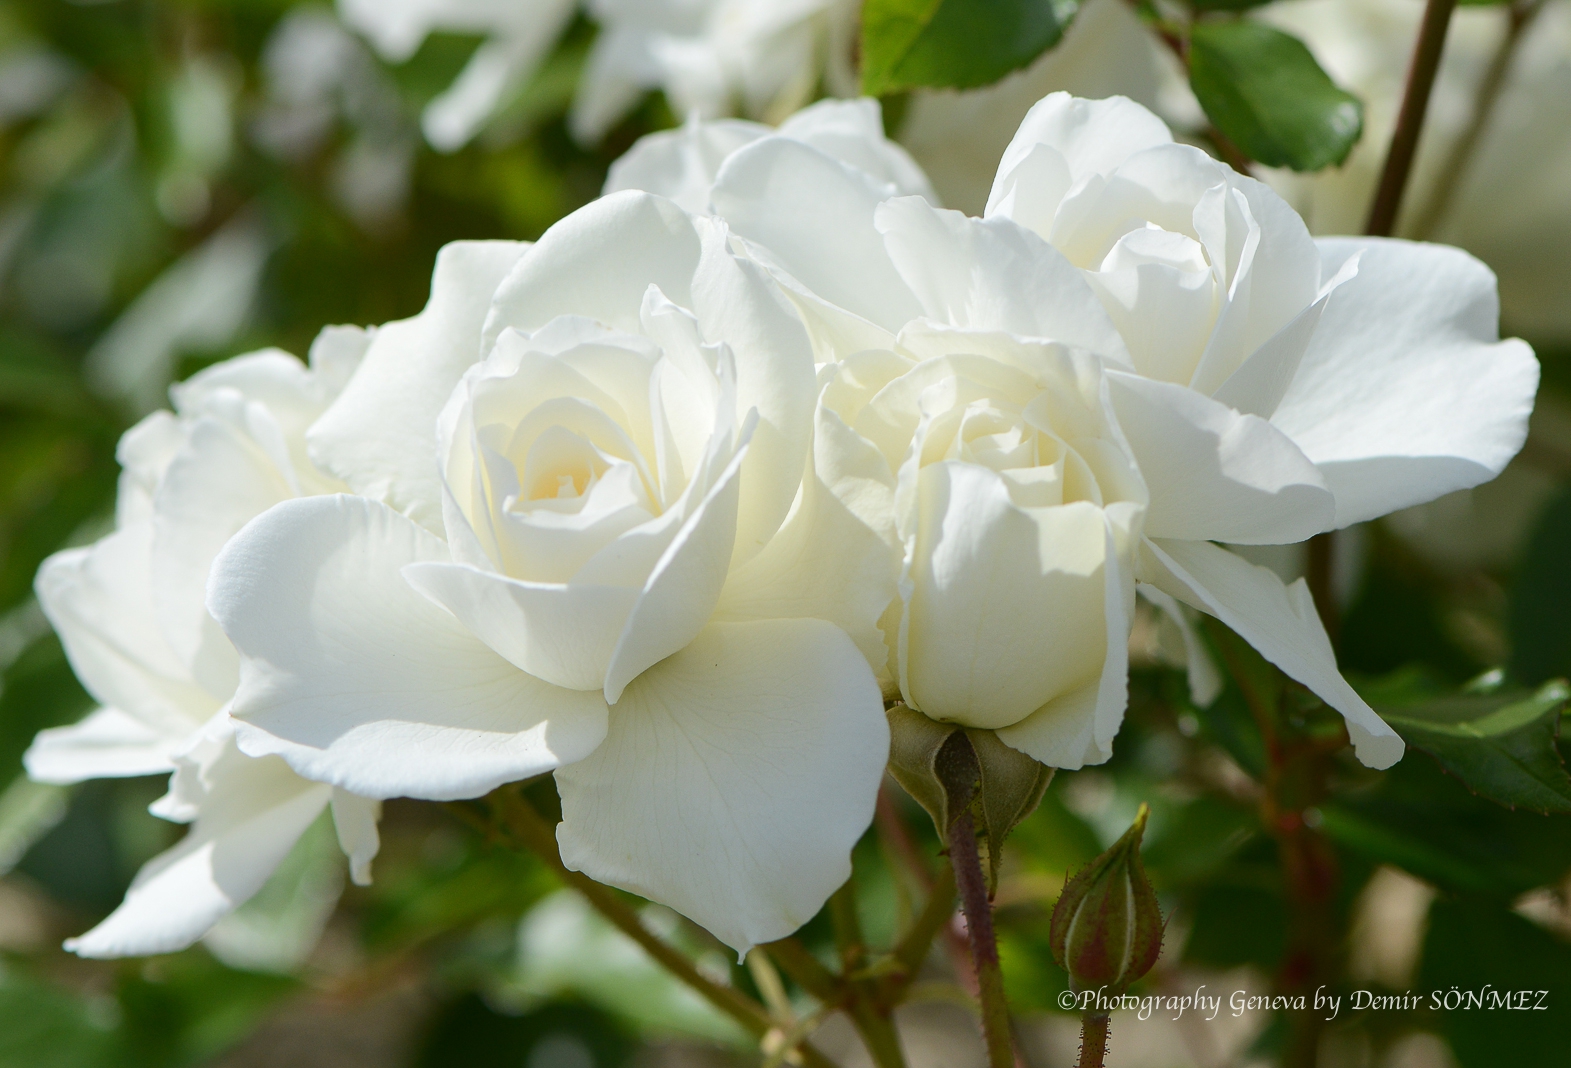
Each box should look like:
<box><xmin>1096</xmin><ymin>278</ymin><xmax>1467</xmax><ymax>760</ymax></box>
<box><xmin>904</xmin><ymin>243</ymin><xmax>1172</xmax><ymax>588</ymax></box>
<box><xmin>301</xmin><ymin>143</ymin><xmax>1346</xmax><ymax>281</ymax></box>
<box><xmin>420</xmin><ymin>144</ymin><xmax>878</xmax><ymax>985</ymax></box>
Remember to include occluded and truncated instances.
<box><xmin>1140</xmin><ymin>537</ymin><xmax>1403</xmax><ymax>769</ymax></box>
<box><xmin>1270</xmin><ymin>237</ymin><xmax>1538</xmax><ymax>527</ymax></box>
<box><xmin>556</xmin><ymin>618</ymin><xmax>887</xmax><ymax>956</ymax></box>
<box><xmin>211</xmin><ymin>495</ymin><xmax>609</xmax><ymax>800</ymax></box>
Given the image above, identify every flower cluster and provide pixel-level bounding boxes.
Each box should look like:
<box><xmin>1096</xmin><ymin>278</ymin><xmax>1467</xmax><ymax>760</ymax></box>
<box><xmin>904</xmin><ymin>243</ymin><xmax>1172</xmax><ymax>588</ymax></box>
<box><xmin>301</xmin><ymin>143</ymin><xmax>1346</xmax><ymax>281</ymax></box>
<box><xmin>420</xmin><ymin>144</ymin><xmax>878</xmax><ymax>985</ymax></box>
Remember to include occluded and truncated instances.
<box><xmin>31</xmin><ymin>94</ymin><xmax>1536</xmax><ymax>957</ymax></box>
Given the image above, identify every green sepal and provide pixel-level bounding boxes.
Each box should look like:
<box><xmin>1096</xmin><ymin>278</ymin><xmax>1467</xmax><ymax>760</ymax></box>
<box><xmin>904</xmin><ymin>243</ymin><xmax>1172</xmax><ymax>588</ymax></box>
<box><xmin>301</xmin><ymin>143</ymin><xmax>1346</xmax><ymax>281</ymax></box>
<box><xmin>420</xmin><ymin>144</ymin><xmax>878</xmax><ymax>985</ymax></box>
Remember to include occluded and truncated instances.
<box><xmin>885</xmin><ymin>705</ymin><xmax>1054</xmax><ymax>889</ymax></box>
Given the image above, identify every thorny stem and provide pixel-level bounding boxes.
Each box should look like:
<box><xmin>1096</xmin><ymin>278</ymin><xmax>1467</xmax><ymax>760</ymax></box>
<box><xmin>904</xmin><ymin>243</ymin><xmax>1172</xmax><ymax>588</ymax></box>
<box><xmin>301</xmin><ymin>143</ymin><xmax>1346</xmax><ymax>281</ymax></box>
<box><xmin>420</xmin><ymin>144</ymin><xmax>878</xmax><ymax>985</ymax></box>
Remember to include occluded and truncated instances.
<box><xmin>1407</xmin><ymin>0</ymin><xmax>1548</xmax><ymax>240</ymax></box>
<box><xmin>1365</xmin><ymin>0</ymin><xmax>1461</xmax><ymax>236</ymax></box>
<box><xmin>949</xmin><ymin>810</ymin><xmax>1017</xmax><ymax>1068</ymax></box>
<box><xmin>480</xmin><ymin>790</ymin><xmax>839</xmax><ymax>1068</ymax></box>
<box><xmin>1077</xmin><ymin>1013</ymin><xmax>1111</xmax><ymax>1068</ymax></box>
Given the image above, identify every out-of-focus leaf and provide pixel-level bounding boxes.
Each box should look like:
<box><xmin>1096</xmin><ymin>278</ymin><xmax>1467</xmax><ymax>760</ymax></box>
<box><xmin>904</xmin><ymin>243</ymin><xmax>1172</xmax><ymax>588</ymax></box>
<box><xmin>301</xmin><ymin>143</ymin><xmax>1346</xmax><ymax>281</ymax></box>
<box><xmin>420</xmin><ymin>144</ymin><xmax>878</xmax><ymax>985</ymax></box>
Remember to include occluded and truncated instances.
<box><xmin>0</xmin><ymin>967</ymin><xmax>122</xmax><ymax>1068</ymax></box>
<box><xmin>1188</xmin><ymin>21</ymin><xmax>1363</xmax><ymax>171</ymax></box>
<box><xmin>1143</xmin><ymin>794</ymin><xmax>1257</xmax><ymax>887</ymax></box>
<box><xmin>1341</xmin><ymin>550</ymin><xmax>1483</xmax><ymax>682</ymax></box>
<box><xmin>861</xmin><ymin>0</ymin><xmax>1079</xmax><ymax>97</ymax></box>
<box><xmin>1381</xmin><ymin>681</ymin><xmax>1571</xmax><ymax>813</ymax></box>
<box><xmin>1009</xmin><ymin>785</ymin><xmax>1103</xmax><ymax>878</ymax></box>
<box><xmin>359</xmin><ymin>821</ymin><xmax>555</xmax><ymax>951</ymax></box>
<box><xmin>1000</xmin><ymin>923</ymin><xmax>1072</xmax><ymax>1012</ymax></box>
<box><xmin>84</xmin><ymin>213</ymin><xmax>271</xmax><ymax>412</ymax></box>
<box><xmin>0</xmin><ymin>630</ymin><xmax>95</xmax><ymax>778</ymax></box>
<box><xmin>1190</xmin><ymin>0</ymin><xmax>1273</xmax><ymax>9</ymax></box>
<box><xmin>0</xmin><ymin>327</ymin><xmax>92</xmax><ymax>416</ymax></box>
<box><xmin>203</xmin><ymin>812</ymin><xmax>345</xmax><ymax>974</ymax></box>
<box><xmin>115</xmin><ymin>951</ymin><xmax>298</xmax><ymax>1067</ymax></box>
<box><xmin>504</xmin><ymin>891</ymin><xmax>744</xmax><ymax>1044</ymax></box>
<box><xmin>0</xmin><ymin>774</ymin><xmax>71</xmax><ymax>875</ymax></box>
<box><xmin>1420</xmin><ymin>900</ymin><xmax>1571</xmax><ymax>1067</ymax></box>
<box><xmin>1510</xmin><ymin>486</ymin><xmax>1571</xmax><ymax>684</ymax></box>
<box><xmin>0</xmin><ymin>418</ymin><xmax>120</xmax><ymax>615</ymax></box>
<box><xmin>1321</xmin><ymin>751</ymin><xmax>1571</xmax><ymax>897</ymax></box>
<box><xmin>416</xmin><ymin>993</ymin><xmax>634</xmax><ymax>1068</ymax></box>
<box><xmin>19</xmin><ymin>776</ymin><xmax>175</xmax><ymax>914</ymax></box>
<box><xmin>1182</xmin><ymin>877</ymin><xmax>1287</xmax><ymax>970</ymax></box>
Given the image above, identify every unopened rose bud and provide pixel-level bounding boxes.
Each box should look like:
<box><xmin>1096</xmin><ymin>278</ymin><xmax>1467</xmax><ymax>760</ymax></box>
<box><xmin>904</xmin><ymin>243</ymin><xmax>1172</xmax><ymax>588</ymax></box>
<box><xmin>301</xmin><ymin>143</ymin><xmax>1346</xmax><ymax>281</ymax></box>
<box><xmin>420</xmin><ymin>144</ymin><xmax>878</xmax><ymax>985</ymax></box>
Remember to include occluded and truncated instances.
<box><xmin>1050</xmin><ymin>804</ymin><xmax>1164</xmax><ymax>994</ymax></box>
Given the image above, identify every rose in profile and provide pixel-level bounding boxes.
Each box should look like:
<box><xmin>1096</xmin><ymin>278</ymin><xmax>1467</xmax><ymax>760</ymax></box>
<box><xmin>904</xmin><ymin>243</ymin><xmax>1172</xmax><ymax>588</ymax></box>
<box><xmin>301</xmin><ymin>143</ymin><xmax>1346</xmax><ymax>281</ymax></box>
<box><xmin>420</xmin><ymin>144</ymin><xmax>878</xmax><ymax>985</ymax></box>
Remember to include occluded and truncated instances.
<box><xmin>25</xmin><ymin>335</ymin><xmax>383</xmax><ymax>958</ymax></box>
<box><xmin>210</xmin><ymin>193</ymin><xmax>893</xmax><ymax>955</ymax></box>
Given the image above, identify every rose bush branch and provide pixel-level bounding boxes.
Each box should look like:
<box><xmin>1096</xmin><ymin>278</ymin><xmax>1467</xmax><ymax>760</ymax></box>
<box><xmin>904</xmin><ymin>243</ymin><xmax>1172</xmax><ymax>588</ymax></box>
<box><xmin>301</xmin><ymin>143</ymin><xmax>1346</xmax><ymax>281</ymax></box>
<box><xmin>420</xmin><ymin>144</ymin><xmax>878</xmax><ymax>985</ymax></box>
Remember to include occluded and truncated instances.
<box><xmin>484</xmin><ymin>787</ymin><xmax>840</xmax><ymax>1068</ymax></box>
<box><xmin>1203</xmin><ymin>622</ymin><xmax>1349</xmax><ymax>1068</ymax></box>
<box><xmin>830</xmin><ymin>878</ymin><xmax>910</xmax><ymax>1068</ymax></box>
<box><xmin>1408</xmin><ymin>0</ymin><xmax>1550</xmax><ymax>240</ymax></box>
<box><xmin>1366</xmin><ymin>0</ymin><xmax>1462</xmax><ymax>236</ymax></box>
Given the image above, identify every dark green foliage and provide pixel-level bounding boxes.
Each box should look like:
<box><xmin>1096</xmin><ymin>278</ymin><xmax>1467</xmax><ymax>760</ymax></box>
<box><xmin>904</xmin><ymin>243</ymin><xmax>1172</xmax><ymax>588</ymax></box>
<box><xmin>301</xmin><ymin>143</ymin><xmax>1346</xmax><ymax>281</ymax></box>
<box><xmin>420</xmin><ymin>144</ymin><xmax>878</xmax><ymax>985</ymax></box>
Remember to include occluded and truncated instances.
<box><xmin>1382</xmin><ymin>681</ymin><xmax>1571</xmax><ymax>813</ymax></box>
<box><xmin>1510</xmin><ymin>486</ymin><xmax>1571</xmax><ymax>684</ymax></box>
<box><xmin>1322</xmin><ymin>750</ymin><xmax>1571</xmax><ymax>898</ymax></box>
<box><xmin>1420</xmin><ymin>901</ymin><xmax>1571</xmax><ymax>1067</ymax></box>
<box><xmin>415</xmin><ymin>994</ymin><xmax>634</xmax><ymax>1068</ymax></box>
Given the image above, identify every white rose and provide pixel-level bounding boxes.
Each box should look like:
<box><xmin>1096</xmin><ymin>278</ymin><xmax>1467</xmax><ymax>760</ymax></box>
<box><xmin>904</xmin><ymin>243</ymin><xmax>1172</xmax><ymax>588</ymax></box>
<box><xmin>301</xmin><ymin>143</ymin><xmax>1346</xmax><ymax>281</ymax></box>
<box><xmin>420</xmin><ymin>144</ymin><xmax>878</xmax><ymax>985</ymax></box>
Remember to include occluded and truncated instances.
<box><xmin>895</xmin><ymin>0</ymin><xmax>1192</xmax><ymax>214</ymax></box>
<box><xmin>25</xmin><ymin>335</ymin><xmax>383</xmax><ymax>958</ymax></box>
<box><xmin>209</xmin><ymin>192</ymin><xmax>893</xmax><ymax>954</ymax></box>
<box><xmin>570</xmin><ymin>0</ymin><xmax>858</xmax><ymax>145</ymax></box>
<box><xmin>337</xmin><ymin>0</ymin><xmax>577</xmax><ymax>151</ymax></box>
<box><xmin>606</xmin><ymin>98</ymin><xmax>935</xmax><ymax>215</ymax></box>
<box><xmin>823</xmin><ymin>326</ymin><xmax>1148</xmax><ymax>764</ymax></box>
<box><xmin>705</xmin><ymin>93</ymin><xmax>1539</xmax><ymax>770</ymax></box>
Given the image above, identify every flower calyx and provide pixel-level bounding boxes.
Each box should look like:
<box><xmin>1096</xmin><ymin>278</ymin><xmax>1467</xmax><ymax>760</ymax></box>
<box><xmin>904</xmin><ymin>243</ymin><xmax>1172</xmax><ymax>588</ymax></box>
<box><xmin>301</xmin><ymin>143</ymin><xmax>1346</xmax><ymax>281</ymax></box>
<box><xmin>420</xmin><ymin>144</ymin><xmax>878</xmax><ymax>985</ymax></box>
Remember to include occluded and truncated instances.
<box><xmin>886</xmin><ymin>704</ymin><xmax>1054</xmax><ymax>892</ymax></box>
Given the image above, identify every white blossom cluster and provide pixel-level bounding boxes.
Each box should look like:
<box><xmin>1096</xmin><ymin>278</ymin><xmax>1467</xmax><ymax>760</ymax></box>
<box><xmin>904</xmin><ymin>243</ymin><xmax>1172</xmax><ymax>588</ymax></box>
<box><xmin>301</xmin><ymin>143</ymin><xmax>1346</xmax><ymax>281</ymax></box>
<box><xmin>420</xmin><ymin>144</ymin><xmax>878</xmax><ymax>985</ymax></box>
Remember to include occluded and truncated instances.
<box><xmin>29</xmin><ymin>94</ymin><xmax>1536</xmax><ymax>957</ymax></box>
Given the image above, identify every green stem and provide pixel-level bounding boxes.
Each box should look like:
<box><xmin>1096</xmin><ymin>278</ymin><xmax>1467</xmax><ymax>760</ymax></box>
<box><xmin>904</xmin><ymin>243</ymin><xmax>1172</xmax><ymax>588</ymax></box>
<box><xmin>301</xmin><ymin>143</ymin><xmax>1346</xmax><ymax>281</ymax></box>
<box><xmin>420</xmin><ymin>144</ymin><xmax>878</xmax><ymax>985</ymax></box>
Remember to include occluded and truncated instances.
<box><xmin>1076</xmin><ymin>1013</ymin><xmax>1110</xmax><ymax>1068</ymax></box>
<box><xmin>948</xmin><ymin>810</ymin><xmax>1016</xmax><ymax>1068</ymax></box>
<box><xmin>1365</xmin><ymin>0</ymin><xmax>1461</xmax><ymax>236</ymax></box>
<box><xmin>830</xmin><ymin>879</ymin><xmax>909</xmax><ymax>1068</ymax></box>
<box><xmin>485</xmin><ymin>790</ymin><xmax>840</xmax><ymax>1068</ymax></box>
<box><xmin>763</xmin><ymin>937</ymin><xmax>841</xmax><ymax>1005</ymax></box>
<box><xmin>890</xmin><ymin>865</ymin><xmax>957</xmax><ymax>991</ymax></box>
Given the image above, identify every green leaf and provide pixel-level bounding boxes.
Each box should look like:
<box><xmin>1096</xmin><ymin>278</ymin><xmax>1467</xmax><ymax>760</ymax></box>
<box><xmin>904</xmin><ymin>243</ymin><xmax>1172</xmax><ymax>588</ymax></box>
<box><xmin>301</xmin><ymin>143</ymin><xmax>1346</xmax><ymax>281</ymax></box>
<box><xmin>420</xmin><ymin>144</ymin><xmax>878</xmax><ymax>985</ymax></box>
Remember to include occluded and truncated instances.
<box><xmin>1420</xmin><ymin>900</ymin><xmax>1571</xmax><ymax>1068</ymax></box>
<box><xmin>1510</xmin><ymin>485</ymin><xmax>1571</xmax><ymax>684</ymax></box>
<box><xmin>1381</xmin><ymin>681</ymin><xmax>1571</xmax><ymax>814</ymax></box>
<box><xmin>861</xmin><ymin>0</ymin><xmax>1079</xmax><ymax>97</ymax></box>
<box><xmin>1322</xmin><ymin>752</ymin><xmax>1571</xmax><ymax>898</ymax></box>
<box><xmin>1188</xmin><ymin>20</ymin><xmax>1364</xmax><ymax>171</ymax></box>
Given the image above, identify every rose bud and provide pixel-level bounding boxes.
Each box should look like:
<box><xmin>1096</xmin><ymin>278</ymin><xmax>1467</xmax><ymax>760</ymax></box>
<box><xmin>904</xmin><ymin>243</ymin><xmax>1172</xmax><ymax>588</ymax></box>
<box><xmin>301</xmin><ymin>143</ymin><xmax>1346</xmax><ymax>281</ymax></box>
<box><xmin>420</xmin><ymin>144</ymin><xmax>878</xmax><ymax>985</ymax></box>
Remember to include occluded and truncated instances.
<box><xmin>1050</xmin><ymin>804</ymin><xmax>1164</xmax><ymax>994</ymax></box>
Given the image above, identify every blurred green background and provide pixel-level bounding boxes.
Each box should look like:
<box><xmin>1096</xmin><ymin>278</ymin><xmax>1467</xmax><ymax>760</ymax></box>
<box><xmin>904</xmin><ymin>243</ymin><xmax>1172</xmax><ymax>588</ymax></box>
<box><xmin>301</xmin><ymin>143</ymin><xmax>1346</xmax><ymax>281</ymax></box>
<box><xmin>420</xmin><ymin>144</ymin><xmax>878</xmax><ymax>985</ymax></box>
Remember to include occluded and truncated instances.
<box><xmin>0</xmin><ymin>1</ymin><xmax>1568</xmax><ymax>1066</ymax></box>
